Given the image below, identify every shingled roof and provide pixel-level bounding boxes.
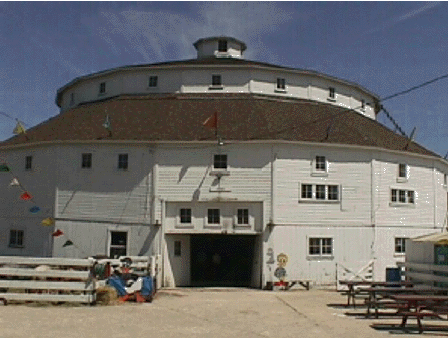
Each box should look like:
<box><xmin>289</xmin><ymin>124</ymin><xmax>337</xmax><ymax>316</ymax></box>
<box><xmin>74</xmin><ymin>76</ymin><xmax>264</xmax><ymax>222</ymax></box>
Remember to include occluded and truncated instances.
<box><xmin>0</xmin><ymin>93</ymin><xmax>437</xmax><ymax>157</ymax></box>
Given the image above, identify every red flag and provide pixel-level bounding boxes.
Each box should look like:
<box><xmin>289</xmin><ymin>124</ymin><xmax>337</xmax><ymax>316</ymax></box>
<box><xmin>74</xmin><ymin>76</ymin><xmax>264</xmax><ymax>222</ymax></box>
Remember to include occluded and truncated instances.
<box><xmin>203</xmin><ymin>112</ymin><xmax>218</xmax><ymax>129</ymax></box>
<box><xmin>52</xmin><ymin>229</ymin><xmax>64</xmax><ymax>237</ymax></box>
<box><xmin>20</xmin><ymin>191</ymin><xmax>32</xmax><ymax>201</ymax></box>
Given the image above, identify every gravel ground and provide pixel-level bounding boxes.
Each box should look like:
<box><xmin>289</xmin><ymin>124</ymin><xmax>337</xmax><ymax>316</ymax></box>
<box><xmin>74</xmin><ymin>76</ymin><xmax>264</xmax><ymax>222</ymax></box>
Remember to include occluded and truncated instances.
<box><xmin>0</xmin><ymin>288</ymin><xmax>445</xmax><ymax>338</ymax></box>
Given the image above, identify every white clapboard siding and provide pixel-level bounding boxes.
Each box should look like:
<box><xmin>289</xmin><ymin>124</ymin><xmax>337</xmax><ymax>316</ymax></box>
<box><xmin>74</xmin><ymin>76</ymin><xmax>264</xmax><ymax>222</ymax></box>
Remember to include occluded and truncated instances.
<box><xmin>0</xmin><ymin>280</ymin><xmax>94</xmax><ymax>291</ymax></box>
<box><xmin>0</xmin><ymin>293</ymin><xmax>94</xmax><ymax>303</ymax></box>
<box><xmin>406</xmin><ymin>271</ymin><xmax>448</xmax><ymax>284</ymax></box>
<box><xmin>0</xmin><ymin>256</ymin><xmax>94</xmax><ymax>267</ymax></box>
<box><xmin>0</xmin><ymin>268</ymin><xmax>90</xmax><ymax>280</ymax></box>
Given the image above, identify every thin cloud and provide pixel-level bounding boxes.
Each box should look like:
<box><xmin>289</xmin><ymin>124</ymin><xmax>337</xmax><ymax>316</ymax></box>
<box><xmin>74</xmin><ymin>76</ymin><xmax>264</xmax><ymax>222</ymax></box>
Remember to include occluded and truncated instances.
<box><xmin>363</xmin><ymin>2</ymin><xmax>441</xmax><ymax>35</ymax></box>
<box><xmin>96</xmin><ymin>2</ymin><xmax>295</xmax><ymax>63</ymax></box>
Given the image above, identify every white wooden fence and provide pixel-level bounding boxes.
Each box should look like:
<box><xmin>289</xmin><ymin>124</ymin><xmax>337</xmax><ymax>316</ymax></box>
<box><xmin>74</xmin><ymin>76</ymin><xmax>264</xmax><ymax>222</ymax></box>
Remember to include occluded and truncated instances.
<box><xmin>336</xmin><ymin>260</ymin><xmax>374</xmax><ymax>291</ymax></box>
<box><xmin>0</xmin><ymin>256</ymin><xmax>96</xmax><ymax>304</ymax></box>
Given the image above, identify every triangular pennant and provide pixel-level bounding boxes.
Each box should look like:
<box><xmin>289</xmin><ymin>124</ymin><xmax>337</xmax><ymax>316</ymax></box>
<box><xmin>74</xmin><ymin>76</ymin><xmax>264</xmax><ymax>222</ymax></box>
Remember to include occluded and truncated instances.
<box><xmin>29</xmin><ymin>206</ymin><xmax>41</xmax><ymax>214</ymax></box>
<box><xmin>62</xmin><ymin>240</ymin><xmax>73</xmax><ymax>247</ymax></box>
<box><xmin>52</xmin><ymin>229</ymin><xmax>64</xmax><ymax>237</ymax></box>
<box><xmin>20</xmin><ymin>191</ymin><xmax>33</xmax><ymax>201</ymax></box>
<box><xmin>203</xmin><ymin>112</ymin><xmax>218</xmax><ymax>129</ymax></box>
<box><xmin>13</xmin><ymin>121</ymin><xmax>26</xmax><ymax>135</ymax></box>
<box><xmin>41</xmin><ymin>217</ymin><xmax>55</xmax><ymax>226</ymax></box>
<box><xmin>0</xmin><ymin>164</ymin><xmax>10</xmax><ymax>172</ymax></box>
<box><xmin>10</xmin><ymin>178</ymin><xmax>20</xmax><ymax>186</ymax></box>
<box><xmin>102</xmin><ymin>115</ymin><xmax>111</xmax><ymax>131</ymax></box>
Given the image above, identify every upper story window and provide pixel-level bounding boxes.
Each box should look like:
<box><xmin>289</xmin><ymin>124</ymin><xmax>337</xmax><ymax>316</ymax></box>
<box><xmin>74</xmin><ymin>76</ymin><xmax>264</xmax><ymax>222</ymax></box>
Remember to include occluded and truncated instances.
<box><xmin>328</xmin><ymin>87</ymin><xmax>335</xmax><ymax>99</ymax></box>
<box><xmin>9</xmin><ymin>229</ymin><xmax>24</xmax><ymax>248</ymax></box>
<box><xmin>398</xmin><ymin>163</ymin><xmax>408</xmax><ymax>178</ymax></box>
<box><xmin>309</xmin><ymin>237</ymin><xmax>333</xmax><ymax>257</ymax></box>
<box><xmin>237</xmin><ymin>209</ymin><xmax>249</xmax><ymax>225</ymax></box>
<box><xmin>276</xmin><ymin>78</ymin><xmax>286</xmax><ymax>90</ymax></box>
<box><xmin>214</xmin><ymin>154</ymin><xmax>227</xmax><ymax>169</ymax></box>
<box><xmin>99</xmin><ymin>82</ymin><xmax>106</xmax><ymax>95</ymax></box>
<box><xmin>207</xmin><ymin>209</ymin><xmax>220</xmax><ymax>224</ymax></box>
<box><xmin>118</xmin><ymin>154</ymin><xmax>128</xmax><ymax>170</ymax></box>
<box><xmin>315</xmin><ymin>156</ymin><xmax>326</xmax><ymax>171</ymax></box>
<box><xmin>81</xmin><ymin>153</ymin><xmax>92</xmax><ymax>169</ymax></box>
<box><xmin>148</xmin><ymin>76</ymin><xmax>158</xmax><ymax>87</ymax></box>
<box><xmin>25</xmin><ymin>156</ymin><xmax>32</xmax><ymax>171</ymax></box>
<box><xmin>300</xmin><ymin>184</ymin><xmax>340</xmax><ymax>202</ymax></box>
<box><xmin>180</xmin><ymin>208</ymin><xmax>192</xmax><ymax>224</ymax></box>
<box><xmin>395</xmin><ymin>237</ymin><xmax>407</xmax><ymax>254</ymax></box>
<box><xmin>391</xmin><ymin>189</ymin><xmax>415</xmax><ymax>205</ymax></box>
<box><xmin>212</xmin><ymin>75</ymin><xmax>222</xmax><ymax>87</ymax></box>
<box><xmin>218</xmin><ymin>39</ymin><xmax>228</xmax><ymax>52</ymax></box>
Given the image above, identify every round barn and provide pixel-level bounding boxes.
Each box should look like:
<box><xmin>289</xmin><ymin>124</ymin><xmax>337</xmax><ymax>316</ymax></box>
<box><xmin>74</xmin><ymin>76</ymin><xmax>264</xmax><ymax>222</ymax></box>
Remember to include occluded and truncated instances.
<box><xmin>0</xmin><ymin>36</ymin><xmax>447</xmax><ymax>288</ymax></box>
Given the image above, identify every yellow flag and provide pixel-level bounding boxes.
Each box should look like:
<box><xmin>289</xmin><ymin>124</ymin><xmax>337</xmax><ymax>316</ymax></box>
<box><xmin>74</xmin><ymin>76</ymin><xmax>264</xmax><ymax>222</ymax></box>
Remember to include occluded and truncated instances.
<box><xmin>41</xmin><ymin>217</ymin><xmax>55</xmax><ymax>226</ymax></box>
<box><xmin>13</xmin><ymin>121</ymin><xmax>26</xmax><ymax>135</ymax></box>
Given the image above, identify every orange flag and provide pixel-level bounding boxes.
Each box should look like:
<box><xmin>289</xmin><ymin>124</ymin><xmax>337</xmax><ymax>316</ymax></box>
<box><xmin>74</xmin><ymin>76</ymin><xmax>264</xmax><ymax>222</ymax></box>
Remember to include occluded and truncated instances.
<box><xmin>203</xmin><ymin>112</ymin><xmax>218</xmax><ymax>129</ymax></box>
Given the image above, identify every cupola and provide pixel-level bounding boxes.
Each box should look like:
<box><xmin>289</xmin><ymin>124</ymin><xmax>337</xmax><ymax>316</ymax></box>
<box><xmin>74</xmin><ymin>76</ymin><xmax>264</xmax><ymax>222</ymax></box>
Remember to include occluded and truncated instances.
<box><xmin>193</xmin><ymin>36</ymin><xmax>247</xmax><ymax>59</ymax></box>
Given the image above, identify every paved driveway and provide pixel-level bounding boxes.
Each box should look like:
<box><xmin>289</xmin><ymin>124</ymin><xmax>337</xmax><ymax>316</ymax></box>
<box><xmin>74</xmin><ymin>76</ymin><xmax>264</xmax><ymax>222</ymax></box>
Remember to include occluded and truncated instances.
<box><xmin>0</xmin><ymin>288</ymin><xmax>436</xmax><ymax>338</ymax></box>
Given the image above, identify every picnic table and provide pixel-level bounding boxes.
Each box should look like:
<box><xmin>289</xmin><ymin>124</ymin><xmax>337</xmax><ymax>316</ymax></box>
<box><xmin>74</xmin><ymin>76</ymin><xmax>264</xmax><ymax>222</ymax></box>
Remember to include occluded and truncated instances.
<box><xmin>339</xmin><ymin>280</ymin><xmax>413</xmax><ymax>307</ymax></box>
<box><xmin>389</xmin><ymin>294</ymin><xmax>448</xmax><ymax>333</ymax></box>
<box><xmin>365</xmin><ymin>287</ymin><xmax>442</xmax><ymax>318</ymax></box>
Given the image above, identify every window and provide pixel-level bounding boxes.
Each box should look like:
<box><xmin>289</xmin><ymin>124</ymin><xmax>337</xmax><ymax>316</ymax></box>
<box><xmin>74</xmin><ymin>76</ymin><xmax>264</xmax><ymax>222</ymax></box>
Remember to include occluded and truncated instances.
<box><xmin>300</xmin><ymin>184</ymin><xmax>340</xmax><ymax>202</ymax></box>
<box><xmin>399</xmin><ymin>163</ymin><xmax>407</xmax><ymax>178</ymax></box>
<box><xmin>99</xmin><ymin>82</ymin><xmax>106</xmax><ymax>94</ymax></box>
<box><xmin>109</xmin><ymin>231</ymin><xmax>127</xmax><ymax>258</ymax></box>
<box><xmin>237</xmin><ymin>209</ymin><xmax>249</xmax><ymax>225</ymax></box>
<box><xmin>148</xmin><ymin>76</ymin><xmax>158</xmax><ymax>87</ymax></box>
<box><xmin>25</xmin><ymin>156</ymin><xmax>32</xmax><ymax>171</ymax></box>
<box><xmin>395</xmin><ymin>238</ymin><xmax>407</xmax><ymax>254</ymax></box>
<box><xmin>212</xmin><ymin>75</ymin><xmax>222</xmax><ymax>86</ymax></box>
<box><xmin>276</xmin><ymin>78</ymin><xmax>286</xmax><ymax>90</ymax></box>
<box><xmin>218</xmin><ymin>39</ymin><xmax>227</xmax><ymax>52</ymax></box>
<box><xmin>316</xmin><ymin>185</ymin><xmax>326</xmax><ymax>200</ymax></box>
<box><xmin>9</xmin><ymin>230</ymin><xmax>24</xmax><ymax>247</ymax></box>
<box><xmin>444</xmin><ymin>174</ymin><xmax>447</xmax><ymax>187</ymax></box>
<box><xmin>301</xmin><ymin>184</ymin><xmax>312</xmax><ymax>199</ymax></box>
<box><xmin>180</xmin><ymin>208</ymin><xmax>192</xmax><ymax>224</ymax></box>
<box><xmin>207</xmin><ymin>209</ymin><xmax>220</xmax><ymax>224</ymax></box>
<box><xmin>329</xmin><ymin>87</ymin><xmax>335</xmax><ymax>99</ymax></box>
<box><xmin>361</xmin><ymin>99</ymin><xmax>365</xmax><ymax>110</ymax></box>
<box><xmin>118</xmin><ymin>154</ymin><xmax>128</xmax><ymax>170</ymax></box>
<box><xmin>174</xmin><ymin>241</ymin><xmax>182</xmax><ymax>257</ymax></box>
<box><xmin>315</xmin><ymin>156</ymin><xmax>326</xmax><ymax>171</ymax></box>
<box><xmin>214</xmin><ymin>154</ymin><xmax>227</xmax><ymax>169</ymax></box>
<box><xmin>81</xmin><ymin>153</ymin><xmax>92</xmax><ymax>169</ymax></box>
<box><xmin>391</xmin><ymin>189</ymin><xmax>415</xmax><ymax>204</ymax></box>
<box><xmin>328</xmin><ymin>185</ymin><xmax>339</xmax><ymax>200</ymax></box>
<box><xmin>309</xmin><ymin>238</ymin><xmax>332</xmax><ymax>256</ymax></box>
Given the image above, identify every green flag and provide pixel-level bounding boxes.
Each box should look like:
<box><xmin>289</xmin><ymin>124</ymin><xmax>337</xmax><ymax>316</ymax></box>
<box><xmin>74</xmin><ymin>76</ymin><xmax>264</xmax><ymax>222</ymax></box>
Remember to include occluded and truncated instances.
<box><xmin>62</xmin><ymin>240</ymin><xmax>73</xmax><ymax>248</ymax></box>
<box><xmin>0</xmin><ymin>164</ymin><xmax>10</xmax><ymax>172</ymax></box>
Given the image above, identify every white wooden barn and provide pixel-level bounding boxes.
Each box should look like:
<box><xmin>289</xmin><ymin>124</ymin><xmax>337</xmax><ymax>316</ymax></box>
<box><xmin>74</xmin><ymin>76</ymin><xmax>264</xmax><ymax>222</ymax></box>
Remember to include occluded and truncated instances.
<box><xmin>0</xmin><ymin>36</ymin><xmax>447</xmax><ymax>288</ymax></box>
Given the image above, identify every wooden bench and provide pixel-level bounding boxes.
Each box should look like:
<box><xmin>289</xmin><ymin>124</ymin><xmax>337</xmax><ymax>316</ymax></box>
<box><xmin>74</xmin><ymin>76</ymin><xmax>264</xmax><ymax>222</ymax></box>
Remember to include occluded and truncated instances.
<box><xmin>286</xmin><ymin>280</ymin><xmax>312</xmax><ymax>291</ymax></box>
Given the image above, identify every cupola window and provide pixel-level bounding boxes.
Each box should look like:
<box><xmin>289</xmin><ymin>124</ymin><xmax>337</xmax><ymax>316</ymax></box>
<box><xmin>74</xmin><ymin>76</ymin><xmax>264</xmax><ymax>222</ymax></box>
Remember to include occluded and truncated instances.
<box><xmin>218</xmin><ymin>39</ymin><xmax>227</xmax><ymax>52</ymax></box>
<box><xmin>99</xmin><ymin>82</ymin><xmax>106</xmax><ymax>95</ymax></box>
<box><xmin>212</xmin><ymin>75</ymin><xmax>222</xmax><ymax>87</ymax></box>
<box><xmin>277</xmin><ymin>78</ymin><xmax>286</xmax><ymax>90</ymax></box>
<box><xmin>329</xmin><ymin>87</ymin><xmax>335</xmax><ymax>99</ymax></box>
<box><xmin>148</xmin><ymin>76</ymin><xmax>158</xmax><ymax>87</ymax></box>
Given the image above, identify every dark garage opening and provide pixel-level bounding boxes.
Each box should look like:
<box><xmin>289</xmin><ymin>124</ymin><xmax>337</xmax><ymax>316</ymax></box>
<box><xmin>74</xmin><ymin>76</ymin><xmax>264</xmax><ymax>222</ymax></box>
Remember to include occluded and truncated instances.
<box><xmin>190</xmin><ymin>235</ymin><xmax>256</xmax><ymax>287</ymax></box>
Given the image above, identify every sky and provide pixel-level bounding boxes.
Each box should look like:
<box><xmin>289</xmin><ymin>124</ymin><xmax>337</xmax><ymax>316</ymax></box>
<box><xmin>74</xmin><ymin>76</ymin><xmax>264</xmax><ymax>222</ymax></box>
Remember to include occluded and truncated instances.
<box><xmin>1</xmin><ymin>1</ymin><xmax>447</xmax><ymax>156</ymax></box>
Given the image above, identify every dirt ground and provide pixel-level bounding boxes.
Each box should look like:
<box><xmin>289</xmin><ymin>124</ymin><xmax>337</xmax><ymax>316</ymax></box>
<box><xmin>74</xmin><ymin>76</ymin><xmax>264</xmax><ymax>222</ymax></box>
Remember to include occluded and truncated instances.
<box><xmin>0</xmin><ymin>288</ymin><xmax>446</xmax><ymax>338</ymax></box>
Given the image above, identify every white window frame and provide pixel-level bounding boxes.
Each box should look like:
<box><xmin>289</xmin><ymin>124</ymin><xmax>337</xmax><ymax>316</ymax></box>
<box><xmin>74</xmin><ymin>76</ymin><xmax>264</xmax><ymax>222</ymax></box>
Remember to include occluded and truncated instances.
<box><xmin>275</xmin><ymin>78</ymin><xmax>286</xmax><ymax>92</ymax></box>
<box><xmin>205</xmin><ymin>208</ymin><xmax>221</xmax><ymax>227</ymax></box>
<box><xmin>213</xmin><ymin>154</ymin><xmax>228</xmax><ymax>170</ymax></box>
<box><xmin>327</xmin><ymin>87</ymin><xmax>336</xmax><ymax>101</ymax></box>
<box><xmin>311</xmin><ymin>155</ymin><xmax>328</xmax><ymax>177</ymax></box>
<box><xmin>233</xmin><ymin>206</ymin><xmax>252</xmax><ymax>227</ymax></box>
<box><xmin>397</xmin><ymin>163</ymin><xmax>408</xmax><ymax>183</ymax></box>
<box><xmin>307</xmin><ymin>237</ymin><xmax>333</xmax><ymax>260</ymax></box>
<box><xmin>390</xmin><ymin>187</ymin><xmax>416</xmax><ymax>207</ymax></box>
<box><xmin>176</xmin><ymin>207</ymin><xmax>193</xmax><ymax>228</ymax></box>
<box><xmin>9</xmin><ymin>229</ymin><xmax>24</xmax><ymax>248</ymax></box>
<box><xmin>107</xmin><ymin>229</ymin><xmax>129</xmax><ymax>259</ymax></box>
<box><xmin>394</xmin><ymin>237</ymin><xmax>407</xmax><ymax>256</ymax></box>
<box><xmin>299</xmin><ymin>183</ymin><xmax>340</xmax><ymax>203</ymax></box>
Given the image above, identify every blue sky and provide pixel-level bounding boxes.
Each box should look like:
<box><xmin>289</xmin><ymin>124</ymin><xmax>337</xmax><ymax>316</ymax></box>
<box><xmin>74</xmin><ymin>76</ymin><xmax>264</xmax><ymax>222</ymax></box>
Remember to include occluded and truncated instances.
<box><xmin>1</xmin><ymin>1</ymin><xmax>447</xmax><ymax>156</ymax></box>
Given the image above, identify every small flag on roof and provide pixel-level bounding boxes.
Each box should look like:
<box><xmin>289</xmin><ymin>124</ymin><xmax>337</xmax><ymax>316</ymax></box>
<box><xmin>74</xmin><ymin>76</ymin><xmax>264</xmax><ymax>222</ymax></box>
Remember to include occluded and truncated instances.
<box><xmin>20</xmin><ymin>191</ymin><xmax>33</xmax><ymax>201</ymax></box>
<box><xmin>62</xmin><ymin>240</ymin><xmax>73</xmax><ymax>247</ymax></box>
<box><xmin>52</xmin><ymin>229</ymin><xmax>64</xmax><ymax>237</ymax></box>
<box><xmin>13</xmin><ymin>120</ymin><xmax>26</xmax><ymax>135</ymax></box>
<box><xmin>203</xmin><ymin>112</ymin><xmax>218</xmax><ymax>129</ymax></box>
<box><xmin>41</xmin><ymin>217</ymin><xmax>55</xmax><ymax>226</ymax></box>
<box><xmin>10</xmin><ymin>177</ymin><xmax>20</xmax><ymax>186</ymax></box>
<box><xmin>102</xmin><ymin>115</ymin><xmax>111</xmax><ymax>131</ymax></box>
<box><xmin>29</xmin><ymin>206</ymin><xmax>41</xmax><ymax>214</ymax></box>
<box><xmin>0</xmin><ymin>164</ymin><xmax>10</xmax><ymax>172</ymax></box>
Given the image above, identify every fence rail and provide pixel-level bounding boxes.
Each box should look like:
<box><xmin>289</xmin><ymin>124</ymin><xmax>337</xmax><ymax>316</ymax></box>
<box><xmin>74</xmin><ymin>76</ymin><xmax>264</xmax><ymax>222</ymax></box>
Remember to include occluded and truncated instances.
<box><xmin>402</xmin><ymin>262</ymin><xmax>448</xmax><ymax>287</ymax></box>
